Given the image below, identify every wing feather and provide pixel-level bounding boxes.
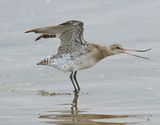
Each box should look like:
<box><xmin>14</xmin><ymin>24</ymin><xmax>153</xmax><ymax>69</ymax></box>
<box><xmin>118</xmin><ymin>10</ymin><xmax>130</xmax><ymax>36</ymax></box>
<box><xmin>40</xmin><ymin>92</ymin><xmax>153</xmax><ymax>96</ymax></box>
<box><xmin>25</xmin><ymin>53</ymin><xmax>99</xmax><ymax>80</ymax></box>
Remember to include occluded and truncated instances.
<box><xmin>26</xmin><ymin>20</ymin><xmax>87</xmax><ymax>56</ymax></box>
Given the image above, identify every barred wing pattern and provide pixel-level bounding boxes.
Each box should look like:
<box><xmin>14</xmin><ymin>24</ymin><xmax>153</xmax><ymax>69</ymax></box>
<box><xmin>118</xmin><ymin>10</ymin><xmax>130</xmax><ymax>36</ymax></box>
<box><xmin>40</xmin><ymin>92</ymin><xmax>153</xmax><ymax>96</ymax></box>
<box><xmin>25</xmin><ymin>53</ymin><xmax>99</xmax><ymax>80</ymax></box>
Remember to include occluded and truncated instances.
<box><xmin>25</xmin><ymin>20</ymin><xmax>87</xmax><ymax>56</ymax></box>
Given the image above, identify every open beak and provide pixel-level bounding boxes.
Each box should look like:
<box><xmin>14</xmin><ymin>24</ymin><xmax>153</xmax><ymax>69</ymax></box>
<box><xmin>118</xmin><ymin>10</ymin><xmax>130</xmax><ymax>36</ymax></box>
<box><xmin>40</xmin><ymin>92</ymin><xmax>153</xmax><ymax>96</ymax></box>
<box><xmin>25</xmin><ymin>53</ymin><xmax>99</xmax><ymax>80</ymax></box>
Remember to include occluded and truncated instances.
<box><xmin>122</xmin><ymin>48</ymin><xmax>151</xmax><ymax>59</ymax></box>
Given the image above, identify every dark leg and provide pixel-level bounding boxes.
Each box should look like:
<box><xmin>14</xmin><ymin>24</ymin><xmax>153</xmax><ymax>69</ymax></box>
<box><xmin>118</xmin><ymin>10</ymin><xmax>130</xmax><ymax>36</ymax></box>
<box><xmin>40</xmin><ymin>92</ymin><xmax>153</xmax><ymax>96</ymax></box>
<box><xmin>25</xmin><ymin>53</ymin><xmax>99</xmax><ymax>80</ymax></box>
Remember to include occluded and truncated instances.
<box><xmin>70</xmin><ymin>72</ymin><xmax>77</xmax><ymax>92</ymax></box>
<box><xmin>73</xmin><ymin>71</ymin><xmax>80</xmax><ymax>91</ymax></box>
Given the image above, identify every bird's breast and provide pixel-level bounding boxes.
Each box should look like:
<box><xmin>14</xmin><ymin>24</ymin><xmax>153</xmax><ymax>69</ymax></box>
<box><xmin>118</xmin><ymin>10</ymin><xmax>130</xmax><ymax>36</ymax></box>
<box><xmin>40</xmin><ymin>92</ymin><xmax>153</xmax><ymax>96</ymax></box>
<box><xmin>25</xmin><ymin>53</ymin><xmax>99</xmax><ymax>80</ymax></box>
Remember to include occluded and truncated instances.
<box><xmin>48</xmin><ymin>52</ymin><xmax>97</xmax><ymax>72</ymax></box>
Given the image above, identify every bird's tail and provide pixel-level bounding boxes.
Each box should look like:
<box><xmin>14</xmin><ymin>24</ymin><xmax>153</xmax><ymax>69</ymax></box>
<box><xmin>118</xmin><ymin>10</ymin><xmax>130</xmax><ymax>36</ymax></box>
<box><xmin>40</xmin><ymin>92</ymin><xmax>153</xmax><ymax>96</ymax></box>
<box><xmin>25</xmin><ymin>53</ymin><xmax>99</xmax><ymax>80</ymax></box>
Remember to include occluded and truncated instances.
<box><xmin>37</xmin><ymin>55</ymin><xmax>55</xmax><ymax>66</ymax></box>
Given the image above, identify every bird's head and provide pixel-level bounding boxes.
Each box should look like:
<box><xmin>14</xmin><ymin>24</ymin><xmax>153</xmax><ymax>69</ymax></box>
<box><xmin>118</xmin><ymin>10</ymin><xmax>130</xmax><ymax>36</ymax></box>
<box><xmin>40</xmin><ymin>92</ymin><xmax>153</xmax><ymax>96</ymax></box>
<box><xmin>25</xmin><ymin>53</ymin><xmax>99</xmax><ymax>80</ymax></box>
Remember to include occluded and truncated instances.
<box><xmin>109</xmin><ymin>44</ymin><xmax>124</xmax><ymax>54</ymax></box>
<box><xmin>109</xmin><ymin>44</ymin><xmax>151</xmax><ymax>59</ymax></box>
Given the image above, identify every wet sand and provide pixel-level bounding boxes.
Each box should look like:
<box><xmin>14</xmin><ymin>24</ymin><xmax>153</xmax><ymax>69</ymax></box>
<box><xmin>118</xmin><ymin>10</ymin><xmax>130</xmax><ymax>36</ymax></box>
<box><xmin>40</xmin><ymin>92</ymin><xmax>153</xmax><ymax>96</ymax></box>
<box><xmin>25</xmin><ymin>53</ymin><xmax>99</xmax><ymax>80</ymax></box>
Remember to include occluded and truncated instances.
<box><xmin>0</xmin><ymin>0</ymin><xmax>160</xmax><ymax>125</ymax></box>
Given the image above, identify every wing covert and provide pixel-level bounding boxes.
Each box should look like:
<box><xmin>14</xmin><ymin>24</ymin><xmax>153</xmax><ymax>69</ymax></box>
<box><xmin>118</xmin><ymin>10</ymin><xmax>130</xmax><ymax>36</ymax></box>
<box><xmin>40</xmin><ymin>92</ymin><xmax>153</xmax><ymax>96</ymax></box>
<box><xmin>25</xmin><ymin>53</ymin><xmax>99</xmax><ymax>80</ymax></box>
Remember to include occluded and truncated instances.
<box><xmin>26</xmin><ymin>20</ymin><xmax>87</xmax><ymax>56</ymax></box>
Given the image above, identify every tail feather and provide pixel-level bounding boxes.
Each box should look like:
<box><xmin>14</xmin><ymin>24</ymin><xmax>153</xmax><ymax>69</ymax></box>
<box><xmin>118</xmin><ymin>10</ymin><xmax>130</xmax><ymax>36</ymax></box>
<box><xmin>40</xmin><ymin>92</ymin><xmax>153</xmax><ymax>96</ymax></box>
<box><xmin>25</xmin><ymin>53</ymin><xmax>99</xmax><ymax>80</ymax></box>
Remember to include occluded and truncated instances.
<box><xmin>37</xmin><ymin>58</ymin><xmax>50</xmax><ymax>65</ymax></box>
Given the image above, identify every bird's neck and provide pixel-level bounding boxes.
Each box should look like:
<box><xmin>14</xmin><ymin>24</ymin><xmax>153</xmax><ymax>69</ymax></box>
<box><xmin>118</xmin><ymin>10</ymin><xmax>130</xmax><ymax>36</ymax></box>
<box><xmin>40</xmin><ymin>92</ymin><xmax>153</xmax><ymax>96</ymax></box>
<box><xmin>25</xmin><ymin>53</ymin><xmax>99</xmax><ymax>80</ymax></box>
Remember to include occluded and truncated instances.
<box><xmin>86</xmin><ymin>43</ymin><xmax>113</xmax><ymax>62</ymax></box>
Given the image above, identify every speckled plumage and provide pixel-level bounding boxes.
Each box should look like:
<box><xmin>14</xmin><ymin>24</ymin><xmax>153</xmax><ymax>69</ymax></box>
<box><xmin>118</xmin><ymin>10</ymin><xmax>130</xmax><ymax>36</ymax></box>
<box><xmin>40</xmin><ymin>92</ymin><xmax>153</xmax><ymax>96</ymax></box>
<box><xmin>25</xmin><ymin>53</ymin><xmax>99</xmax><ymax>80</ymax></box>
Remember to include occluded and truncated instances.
<box><xmin>26</xmin><ymin>20</ymin><xmax>150</xmax><ymax>91</ymax></box>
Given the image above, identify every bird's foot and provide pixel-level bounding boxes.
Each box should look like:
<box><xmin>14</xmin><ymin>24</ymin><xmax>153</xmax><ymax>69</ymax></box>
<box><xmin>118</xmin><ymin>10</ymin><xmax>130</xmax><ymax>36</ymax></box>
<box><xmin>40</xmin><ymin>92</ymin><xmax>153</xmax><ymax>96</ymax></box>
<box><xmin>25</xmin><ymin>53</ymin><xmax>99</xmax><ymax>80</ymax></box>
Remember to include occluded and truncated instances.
<box><xmin>73</xmin><ymin>89</ymin><xmax>80</xmax><ymax>93</ymax></box>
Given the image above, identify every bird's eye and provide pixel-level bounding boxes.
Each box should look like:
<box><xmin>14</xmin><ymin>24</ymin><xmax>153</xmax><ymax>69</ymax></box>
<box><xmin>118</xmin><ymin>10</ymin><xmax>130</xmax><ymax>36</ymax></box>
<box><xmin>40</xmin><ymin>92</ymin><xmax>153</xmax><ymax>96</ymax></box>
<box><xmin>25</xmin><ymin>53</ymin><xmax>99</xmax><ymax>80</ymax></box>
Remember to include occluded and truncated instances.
<box><xmin>116</xmin><ymin>46</ymin><xmax>121</xmax><ymax>49</ymax></box>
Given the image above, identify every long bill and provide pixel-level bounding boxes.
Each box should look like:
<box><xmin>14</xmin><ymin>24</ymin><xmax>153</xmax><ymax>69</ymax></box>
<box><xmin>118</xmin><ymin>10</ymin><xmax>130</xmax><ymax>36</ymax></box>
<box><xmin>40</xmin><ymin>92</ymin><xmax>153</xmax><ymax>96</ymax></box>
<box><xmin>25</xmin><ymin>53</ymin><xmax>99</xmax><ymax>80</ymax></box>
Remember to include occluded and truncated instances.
<box><xmin>122</xmin><ymin>48</ymin><xmax>151</xmax><ymax>59</ymax></box>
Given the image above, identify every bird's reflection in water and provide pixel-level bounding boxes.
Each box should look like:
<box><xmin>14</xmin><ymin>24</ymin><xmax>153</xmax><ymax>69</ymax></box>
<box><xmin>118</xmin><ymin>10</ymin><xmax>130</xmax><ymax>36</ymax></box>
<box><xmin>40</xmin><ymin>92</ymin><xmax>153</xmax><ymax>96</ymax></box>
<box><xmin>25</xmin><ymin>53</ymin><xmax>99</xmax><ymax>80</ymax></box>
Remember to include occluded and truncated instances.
<box><xmin>70</xmin><ymin>91</ymin><xmax>79</xmax><ymax>115</ymax></box>
<box><xmin>39</xmin><ymin>91</ymin><xmax>148</xmax><ymax>125</ymax></box>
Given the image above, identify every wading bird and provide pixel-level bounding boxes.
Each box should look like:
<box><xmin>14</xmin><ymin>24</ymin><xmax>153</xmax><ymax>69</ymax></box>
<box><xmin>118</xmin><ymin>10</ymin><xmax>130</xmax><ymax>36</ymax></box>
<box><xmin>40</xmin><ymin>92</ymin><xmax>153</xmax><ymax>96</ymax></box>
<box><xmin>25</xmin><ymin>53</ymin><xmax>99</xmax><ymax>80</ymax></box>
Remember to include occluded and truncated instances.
<box><xmin>26</xmin><ymin>20</ymin><xmax>151</xmax><ymax>92</ymax></box>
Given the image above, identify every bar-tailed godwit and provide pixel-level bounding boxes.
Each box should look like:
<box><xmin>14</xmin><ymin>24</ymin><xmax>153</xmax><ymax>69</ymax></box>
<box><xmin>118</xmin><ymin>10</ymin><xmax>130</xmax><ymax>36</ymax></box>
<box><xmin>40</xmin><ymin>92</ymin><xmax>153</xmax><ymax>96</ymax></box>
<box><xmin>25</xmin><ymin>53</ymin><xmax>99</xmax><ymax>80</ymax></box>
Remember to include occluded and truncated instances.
<box><xmin>26</xmin><ymin>20</ymin><xmax>151</xmax><ymax>92</ymax></box>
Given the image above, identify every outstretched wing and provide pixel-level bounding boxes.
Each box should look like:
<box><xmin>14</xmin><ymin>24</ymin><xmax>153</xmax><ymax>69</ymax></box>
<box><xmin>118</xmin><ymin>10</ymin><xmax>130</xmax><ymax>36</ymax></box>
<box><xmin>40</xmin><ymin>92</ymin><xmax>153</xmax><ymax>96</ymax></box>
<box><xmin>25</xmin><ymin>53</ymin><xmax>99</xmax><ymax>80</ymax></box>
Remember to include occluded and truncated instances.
<box><xmin>25</xmin><ymin>20</ymin><xmax>87</xmax><ymax>56</ymax></box>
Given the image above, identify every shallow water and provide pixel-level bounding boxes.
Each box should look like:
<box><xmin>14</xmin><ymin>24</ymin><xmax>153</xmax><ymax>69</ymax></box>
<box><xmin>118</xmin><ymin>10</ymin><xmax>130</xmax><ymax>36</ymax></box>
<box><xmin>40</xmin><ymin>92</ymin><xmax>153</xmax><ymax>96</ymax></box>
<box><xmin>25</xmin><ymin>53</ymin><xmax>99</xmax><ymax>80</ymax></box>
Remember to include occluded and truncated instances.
<box><xmin>0</xmin><ymin>0</ymin><xmax>160</xmax><ymax>125</ymax></box>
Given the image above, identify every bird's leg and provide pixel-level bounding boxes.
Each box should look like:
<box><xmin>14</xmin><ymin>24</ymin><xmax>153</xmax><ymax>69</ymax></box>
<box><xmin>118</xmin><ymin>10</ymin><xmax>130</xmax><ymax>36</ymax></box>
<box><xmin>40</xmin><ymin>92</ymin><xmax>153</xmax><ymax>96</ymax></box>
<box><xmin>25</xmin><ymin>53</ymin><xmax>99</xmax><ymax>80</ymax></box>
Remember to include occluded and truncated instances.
<box><xmin>70</xmin><ymin>72</ymin><xmax>77</xmax><ymax>92</ymax></box>
<box><xmin>73</xmin><ymin>71</ymin><xmax>80</xmax><ymax>91</ymax></box>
